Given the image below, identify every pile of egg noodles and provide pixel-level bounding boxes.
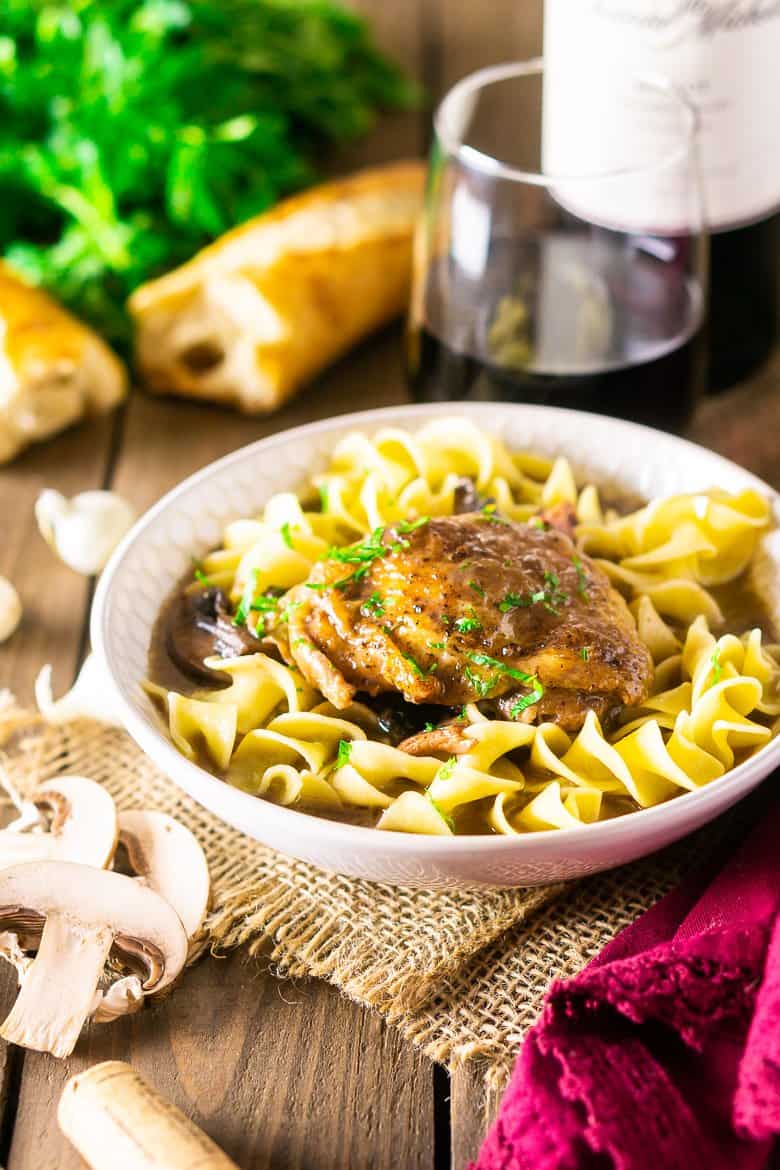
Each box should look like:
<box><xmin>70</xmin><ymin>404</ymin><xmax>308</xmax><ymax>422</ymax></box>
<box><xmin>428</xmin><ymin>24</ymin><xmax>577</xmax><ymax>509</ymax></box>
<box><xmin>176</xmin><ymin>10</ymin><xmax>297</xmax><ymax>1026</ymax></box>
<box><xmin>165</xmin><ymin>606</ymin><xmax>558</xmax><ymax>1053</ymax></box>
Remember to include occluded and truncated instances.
<box><xmin>148</xmin><ymin>419</ymin><xmax>779</xmax><ymax>836</ymax></box>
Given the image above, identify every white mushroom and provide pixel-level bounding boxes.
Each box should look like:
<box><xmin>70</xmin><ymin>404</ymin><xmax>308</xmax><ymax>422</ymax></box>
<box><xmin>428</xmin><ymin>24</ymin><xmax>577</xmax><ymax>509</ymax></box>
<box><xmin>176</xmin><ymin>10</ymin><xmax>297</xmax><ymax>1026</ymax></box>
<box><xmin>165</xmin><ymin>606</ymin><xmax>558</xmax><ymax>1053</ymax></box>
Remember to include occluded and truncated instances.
<box><xmin>35</xmin><ymin>654</ymin><xmax>123</xmax><ymax>727</ymax></box>
<box><xmin>35</xmin><ymin>488</ymin><xmax>135</xmax><ymax>575</ymax></box>
<box><xmin>117</xmin><ymin>810</ymin><xmax>210</xmax><ymax>945</ymax></box>
<box><xmin>0</xmin><ymin>860</ymin><xmax>188</xmax><ymax>1057</ymax></box>
<box><xmin>91</xmin><ymin>975</ymin><xmax>144</xmax><ymax>1023</ymax></box>
<box><xmin>0</xmin><ymin>777</ymin><xmax>118</xmax><ymax>870</ymax></box>
<box><xmin>0</xmin><ymin>576</ymin><xmax>21</xmax><ymax>643</ymax></box>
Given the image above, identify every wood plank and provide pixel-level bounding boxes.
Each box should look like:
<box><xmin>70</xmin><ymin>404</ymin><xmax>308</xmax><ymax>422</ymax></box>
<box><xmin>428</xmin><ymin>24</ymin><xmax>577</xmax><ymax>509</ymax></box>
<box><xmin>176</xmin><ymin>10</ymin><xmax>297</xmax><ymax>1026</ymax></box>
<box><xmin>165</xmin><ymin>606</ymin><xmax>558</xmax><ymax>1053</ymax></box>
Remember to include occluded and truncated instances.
<box><xmin>435</xmin><ymin>0</ymin><xmax>542</xmax><ymax>95</ymax></box>
<box><xmin>451</xmin><ymin>1063</ymin><xmax>504</xmax><ymax>1169</ymax></box>
<box><xmin>109</xmin><ymin>330</ymin><xmax>409</xmax><ymax>513</ymax></box>
<box><xmin>7</xmin><ymin>948</ymin><xmax>434</xmax><ymax>1170</ymax></box>
<box><xmin>334</xmin><ymin>0</ymin><xmax>427</xmax><ymax>166</ymax></box>
<box><xmin>690</xmin><ymin>347</ymin><xmax>780</xmax><ymax>490</ymax></box>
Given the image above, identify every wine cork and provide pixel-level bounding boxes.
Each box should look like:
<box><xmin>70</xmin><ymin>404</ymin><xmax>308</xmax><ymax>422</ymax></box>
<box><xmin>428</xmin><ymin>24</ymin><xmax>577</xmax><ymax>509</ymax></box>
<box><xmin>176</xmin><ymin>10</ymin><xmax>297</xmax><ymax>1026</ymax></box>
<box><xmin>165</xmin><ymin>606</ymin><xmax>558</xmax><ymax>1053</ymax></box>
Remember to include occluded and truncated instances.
<box><xmin>58</xmin><ymin>1061</ymin><xmax>240</xmax><ymax>1170</ymax></box>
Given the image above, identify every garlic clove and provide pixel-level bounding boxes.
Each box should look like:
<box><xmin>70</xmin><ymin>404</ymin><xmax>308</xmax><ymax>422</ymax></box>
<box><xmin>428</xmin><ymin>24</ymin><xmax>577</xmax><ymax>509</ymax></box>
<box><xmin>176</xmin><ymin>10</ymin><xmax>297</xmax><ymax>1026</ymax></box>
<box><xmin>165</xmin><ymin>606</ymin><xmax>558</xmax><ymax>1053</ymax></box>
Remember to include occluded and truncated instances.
<box><xmin>35</xmin><ymin>655</ymin><xmax>123</xmax><ymax>727</ymax></box>
<box><xmin>34</xmin><ymin>490</ymin><xmax>69</xmax><ymax>547</ymax></box>
<box><xmin>35</xmin><ymin>489</ymin><xmax>135</xmax><ymax>575</ymax></box>
<box><xmin>0</xmin><ymin>577</ymin><xmax>22</xmax><ymax>643</ymax></box>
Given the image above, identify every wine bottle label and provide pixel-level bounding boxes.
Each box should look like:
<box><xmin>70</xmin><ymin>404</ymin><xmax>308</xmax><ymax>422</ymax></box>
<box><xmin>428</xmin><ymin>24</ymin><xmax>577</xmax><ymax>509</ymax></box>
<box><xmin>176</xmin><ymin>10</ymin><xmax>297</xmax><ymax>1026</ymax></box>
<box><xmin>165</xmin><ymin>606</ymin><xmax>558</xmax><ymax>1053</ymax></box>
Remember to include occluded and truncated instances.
<box><xmin>542</xmin><ymin>0</ymin><xmax>780</xmax><ymax>233</ymax></box>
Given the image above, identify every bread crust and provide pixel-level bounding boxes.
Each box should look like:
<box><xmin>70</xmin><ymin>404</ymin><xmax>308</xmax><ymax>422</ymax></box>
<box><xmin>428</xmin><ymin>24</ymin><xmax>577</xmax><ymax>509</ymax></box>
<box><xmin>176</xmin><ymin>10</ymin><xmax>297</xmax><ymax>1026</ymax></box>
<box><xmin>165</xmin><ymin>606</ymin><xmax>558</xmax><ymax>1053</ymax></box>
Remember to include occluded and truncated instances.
<box><xmin>0</xmin><ymin>264</ymin><xmax>127</xmax><ymax>464</ymax></box>
<box><xmin>128</xmin><ymin>161</ymin><xmax>426</xmax><ymax>413</ymax></box>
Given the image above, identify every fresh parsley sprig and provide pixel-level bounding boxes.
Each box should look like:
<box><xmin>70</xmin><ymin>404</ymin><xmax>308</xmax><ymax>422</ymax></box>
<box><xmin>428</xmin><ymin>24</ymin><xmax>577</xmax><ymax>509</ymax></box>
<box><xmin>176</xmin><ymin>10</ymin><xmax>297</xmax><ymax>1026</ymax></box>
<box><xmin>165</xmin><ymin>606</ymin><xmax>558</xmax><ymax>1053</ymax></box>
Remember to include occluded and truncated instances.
<box><xmin>0</xmin><ymin>0</ymin><xmax>419</xmax><ymax>343</ymax></box>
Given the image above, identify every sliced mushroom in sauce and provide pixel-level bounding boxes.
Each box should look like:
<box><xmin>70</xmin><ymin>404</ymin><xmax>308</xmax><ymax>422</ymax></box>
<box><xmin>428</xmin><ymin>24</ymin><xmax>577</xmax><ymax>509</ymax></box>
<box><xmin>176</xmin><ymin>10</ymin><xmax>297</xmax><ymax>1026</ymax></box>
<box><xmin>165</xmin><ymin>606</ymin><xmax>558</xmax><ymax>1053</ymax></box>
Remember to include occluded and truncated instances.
<box><xmin>165</xmin><ymin>587</ymin><xmax>258</xmax><ymax>684</ymax></box>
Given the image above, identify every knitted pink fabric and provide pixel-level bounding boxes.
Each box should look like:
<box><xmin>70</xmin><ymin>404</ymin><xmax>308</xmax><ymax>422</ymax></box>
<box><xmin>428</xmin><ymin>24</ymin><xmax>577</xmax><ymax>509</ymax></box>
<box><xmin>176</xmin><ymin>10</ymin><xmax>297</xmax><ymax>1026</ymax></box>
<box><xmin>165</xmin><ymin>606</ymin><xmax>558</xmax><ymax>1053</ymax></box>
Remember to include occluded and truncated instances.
<box><xmin>472</xmin><ymin>800</ymin><xmax>780</xmax><ymax>1170</ymax></box>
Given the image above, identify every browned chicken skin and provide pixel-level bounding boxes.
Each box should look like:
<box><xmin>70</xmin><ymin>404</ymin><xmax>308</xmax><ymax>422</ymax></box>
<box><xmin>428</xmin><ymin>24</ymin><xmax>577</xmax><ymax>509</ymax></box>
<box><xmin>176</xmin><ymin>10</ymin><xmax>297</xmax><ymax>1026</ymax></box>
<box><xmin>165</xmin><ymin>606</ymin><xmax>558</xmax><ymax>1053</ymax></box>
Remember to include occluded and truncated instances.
<box><xmin>284</xmin><ymin>514</ymin><xmax>653</xmax><ymax>731</ymax></box>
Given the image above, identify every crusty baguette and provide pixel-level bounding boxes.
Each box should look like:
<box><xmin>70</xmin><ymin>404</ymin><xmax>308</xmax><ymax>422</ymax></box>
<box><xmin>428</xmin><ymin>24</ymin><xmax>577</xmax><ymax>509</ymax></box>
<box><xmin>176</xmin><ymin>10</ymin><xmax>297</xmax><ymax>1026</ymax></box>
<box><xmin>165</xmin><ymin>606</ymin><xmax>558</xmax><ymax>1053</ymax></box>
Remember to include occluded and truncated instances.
<box><xmin>128</xmin><ymin>161</ymin><xmax>426</xmax><ymax>414</ymax></box>
<box><xmin>0</xmin><ymin>264</ymin><xmax>127</xmax><ymax>464</ymax></box>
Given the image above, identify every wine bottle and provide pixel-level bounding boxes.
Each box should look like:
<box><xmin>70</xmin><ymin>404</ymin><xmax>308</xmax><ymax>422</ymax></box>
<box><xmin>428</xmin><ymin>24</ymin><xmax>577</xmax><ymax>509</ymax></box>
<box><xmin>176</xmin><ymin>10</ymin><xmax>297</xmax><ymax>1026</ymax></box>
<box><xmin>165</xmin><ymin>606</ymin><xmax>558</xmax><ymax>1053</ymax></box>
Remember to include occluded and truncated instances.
<box><xmin>542</xmin><ymin>0</ymin><xmax>780</xmax><ymax>391</ymax></box>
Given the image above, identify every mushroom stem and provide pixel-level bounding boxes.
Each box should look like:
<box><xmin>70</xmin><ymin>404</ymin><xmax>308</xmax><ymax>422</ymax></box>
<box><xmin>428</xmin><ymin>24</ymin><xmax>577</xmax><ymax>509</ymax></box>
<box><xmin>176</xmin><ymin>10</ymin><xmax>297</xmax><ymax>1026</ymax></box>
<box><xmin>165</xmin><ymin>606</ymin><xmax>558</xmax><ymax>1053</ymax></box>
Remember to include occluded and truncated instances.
<box><xmin>1</xmin><ymin>913</ymin><xmax>112</xmax><ymax>1057</ymax></box>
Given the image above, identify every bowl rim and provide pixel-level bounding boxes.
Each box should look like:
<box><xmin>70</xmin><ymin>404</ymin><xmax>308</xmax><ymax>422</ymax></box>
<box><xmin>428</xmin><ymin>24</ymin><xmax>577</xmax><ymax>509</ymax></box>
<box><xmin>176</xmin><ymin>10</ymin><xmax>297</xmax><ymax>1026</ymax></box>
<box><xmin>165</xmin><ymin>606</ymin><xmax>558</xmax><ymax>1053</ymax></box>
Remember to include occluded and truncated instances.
<box><xmin>91</xmin><ymin>400</ymin><xmax>780</xmax><ymax>857</ymax></box>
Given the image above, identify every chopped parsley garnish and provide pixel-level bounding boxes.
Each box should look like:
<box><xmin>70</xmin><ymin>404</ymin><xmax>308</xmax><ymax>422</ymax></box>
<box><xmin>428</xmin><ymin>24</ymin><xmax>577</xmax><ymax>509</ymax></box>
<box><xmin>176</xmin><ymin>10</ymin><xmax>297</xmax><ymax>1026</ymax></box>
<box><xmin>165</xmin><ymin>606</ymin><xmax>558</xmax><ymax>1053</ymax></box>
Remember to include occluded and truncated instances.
<box><xmin>321</xmin><ymin>524</ymin><xmax>414</xmax><ymax>590</ymax></box>
<box><xmin>292</xmin><ymin>637</ymin><xmax>312</xmax><ymax>648</ymax></box>
<box><xmin>336</xmin><ymin>740</ymin><xmax>353</xmax><ymax>769</ymax></box>
<box><xmin>499</xmin><ymin>591</ymin><xmax>531</xmax><ymax>613</ymax></box>
<box><xmin>427</xmin><ymin>793</ymin><xmax>455</xmax><ymax>830</ymax></box>
<box><xmin>464</xmin><ymin>651</ymin><xmax>544</xmax><ymax>711</ymax></box>
<box><xmin>573</xmin><ymin>554</ymin><xmax>589</xmax><ymax>600</ymax></box>
<box><xmin>711</xmin><ymin>646</ymin><xmax>722</xmax><ymax>685</ymax></box>
<box><xmin>468</xmin><ymin>580</ymin><xmax>485</xmax><ymax>597</ymax></box>
<box><xmin>480</xmin><ymin>503</ymin><xmax>510</xmax><ymax>525</ymax></box>
<box><xmin>247</xmin><ymin>592</ymin><xmax>279</xmax><ymax>633</ymax></box>
<box><xmin>529</xmin><ymin>517</ymin><xmax>549</xmax><ymax>530</ymax></box>
<box><xmin>580</xmin><ymin>647</ymin><xmax>590</xmax><ymax>661</ymax></box>
<box><xmin>402</xmin><ymin>652</ymin><xmax>437</xmax><ymax>679</ymax></box>
<box><xmin>233</xmin><ymin>569</ymin><xmax>260</xmax><ymax>627</ymax></box>
<box><xmin>428</xmin><ymin>640</ymin><xmax>447</xmax><ymax>650</ymax></box>
<box><xmin>499</xmin><ymin>575</ymin><xmax>567</xmax><ymax>615</ymax></box>
<box><xmin>454</xmin><ymin>608</ymin><xmax>482</xmax><ymax>634</ymax></box>
<box><xmin>509</xmin><ymin>680</ymin><xmax>545</xmax><ymax>718</ymax></box>
<box><xmin>250</xmin><ymin>595</ymin><xmax>279</xmax><ymax>613</ymax></box>
<box><xmin>457</xmin><ymin>705</ymin><xmax>468</xmax><ymax>721</ymax></box>
<box><xmin>318</xmin><ymin>483</ymin><xmax>329</xmax><ymax>513</ymax></box>
<box><xmin>327</xmin><ymin>526</ymin><xmax>389</xmax><ymax>565</ymax></box>
<box><xmin>306</xmin><ymin>565</ymin><xmax>371</xmax><ymax>592</ymax></box>
<box><xmin>397</xmin><ymin>515</ymin><xmax>430</xmax><ymax>533</ymax></box>
<box><xmin>541</xmin><ymin>571</ymin><xmax>568</xmax><ymax>613</ymax></box>
<box><xmin>280</xmin><ymin>600</ymin><xmax>302</xmax><ymax>623</ymax></box>
<box><xmin>466</xmin><ymin>652</ymin><xmax>537</xmax><ymax>684</ymax></box>
<box><xmin>193</xmin><ymin>568</ymin><xmax>211</xmax><ymax>586</ymax></box>
<box><xmin>436</xmin><ymin>756</ymin><xmax>457</xmax><ymax>782</ymax></box>
<box><xmin>423</xmin><ymin>721</ymin><xmax>437</xmax><ymax>732</ymax></box>
<box><xmin>464</xmin><ymin>665</ymin><xmax>494</xmax><ymax>699</ymax></box>
<box><xmin>280</xmin><ymin>522</ymin><xmax>294</xmax><ymax>548</ymax></box>
<box><xmin>361</xmin><ymin>591</ymin><xmax>386</xmax><ymax>618</ymax></box>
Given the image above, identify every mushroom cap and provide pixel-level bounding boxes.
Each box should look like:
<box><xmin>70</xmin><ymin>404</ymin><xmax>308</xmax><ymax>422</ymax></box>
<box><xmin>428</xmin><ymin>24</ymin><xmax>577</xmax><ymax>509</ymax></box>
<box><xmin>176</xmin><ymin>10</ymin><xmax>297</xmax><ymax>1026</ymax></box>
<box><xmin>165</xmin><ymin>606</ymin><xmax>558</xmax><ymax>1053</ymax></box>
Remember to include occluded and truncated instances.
<box><xmin>0</xmin><ymin>777</ymin><xmax>118</xmax><ymax>870</ymax></box>
<box><xmin>118</xmin><ymin>810</ymin><xmax>210</xmax><ymax>940</ymax></box>
<box><xmin>38</xmin><ymin>777</ymin><xmax>118</xmax><ymax>866</ymax></box>
<box><xmin>0</xmin><ymin>861</ymin><xmax>187</xmax><ymax>993</ymax></box>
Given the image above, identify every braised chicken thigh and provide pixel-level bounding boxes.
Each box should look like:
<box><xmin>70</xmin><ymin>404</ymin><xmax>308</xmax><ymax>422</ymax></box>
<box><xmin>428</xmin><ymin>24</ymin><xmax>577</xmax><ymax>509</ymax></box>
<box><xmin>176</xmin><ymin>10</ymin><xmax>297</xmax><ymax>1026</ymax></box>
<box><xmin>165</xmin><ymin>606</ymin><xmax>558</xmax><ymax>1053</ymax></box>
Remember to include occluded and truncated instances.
<box><xmin>284</xmin><ymin>513</ymin><xmax>652</xmax><ymax>730</ymax></box>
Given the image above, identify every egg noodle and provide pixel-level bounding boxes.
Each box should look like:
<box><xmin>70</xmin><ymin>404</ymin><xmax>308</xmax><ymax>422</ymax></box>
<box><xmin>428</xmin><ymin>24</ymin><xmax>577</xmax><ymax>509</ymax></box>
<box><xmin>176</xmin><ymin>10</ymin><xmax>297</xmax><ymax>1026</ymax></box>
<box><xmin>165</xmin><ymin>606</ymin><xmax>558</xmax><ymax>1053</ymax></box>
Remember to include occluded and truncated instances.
<box><xmin>147</xmin><ymin>419</ymin><xmax>779</xmax><ymax>836</ymax></box>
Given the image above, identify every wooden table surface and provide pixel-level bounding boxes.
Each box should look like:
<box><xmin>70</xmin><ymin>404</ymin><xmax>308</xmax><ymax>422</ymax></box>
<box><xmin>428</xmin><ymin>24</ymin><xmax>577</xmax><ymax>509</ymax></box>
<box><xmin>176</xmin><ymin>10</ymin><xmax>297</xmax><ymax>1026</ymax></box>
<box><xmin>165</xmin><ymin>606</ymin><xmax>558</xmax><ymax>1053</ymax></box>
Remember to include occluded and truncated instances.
<box><xmin>1</xmin><ymin>2</ymin><xmax>779</xmax><ymax>1166</ymax></box>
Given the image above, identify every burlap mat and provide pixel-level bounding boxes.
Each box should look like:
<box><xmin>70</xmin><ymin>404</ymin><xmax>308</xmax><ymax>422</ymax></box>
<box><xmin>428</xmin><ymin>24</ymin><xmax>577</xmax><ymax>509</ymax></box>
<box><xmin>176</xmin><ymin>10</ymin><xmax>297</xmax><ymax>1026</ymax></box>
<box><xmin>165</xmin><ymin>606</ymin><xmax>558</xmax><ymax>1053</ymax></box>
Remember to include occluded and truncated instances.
<box><xmin>0</xmin><ymin>694</ymin><xmax>734</xmax><ymax>1088</ymax></box>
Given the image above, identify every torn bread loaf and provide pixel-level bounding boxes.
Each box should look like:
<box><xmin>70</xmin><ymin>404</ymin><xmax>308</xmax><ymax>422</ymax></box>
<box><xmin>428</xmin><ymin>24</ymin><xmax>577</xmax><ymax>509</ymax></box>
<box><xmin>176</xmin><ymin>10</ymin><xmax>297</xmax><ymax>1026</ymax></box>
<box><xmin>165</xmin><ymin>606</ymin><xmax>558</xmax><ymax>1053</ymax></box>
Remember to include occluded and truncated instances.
<box><xmin>128</xmin><ymin>160</ymin><xmax>425</xmax><ymax>414</ymax></box>
<box><xmin>0</xmin><ymin>264</ymin><xmax>127</xmax><ymax>464</ymax></box>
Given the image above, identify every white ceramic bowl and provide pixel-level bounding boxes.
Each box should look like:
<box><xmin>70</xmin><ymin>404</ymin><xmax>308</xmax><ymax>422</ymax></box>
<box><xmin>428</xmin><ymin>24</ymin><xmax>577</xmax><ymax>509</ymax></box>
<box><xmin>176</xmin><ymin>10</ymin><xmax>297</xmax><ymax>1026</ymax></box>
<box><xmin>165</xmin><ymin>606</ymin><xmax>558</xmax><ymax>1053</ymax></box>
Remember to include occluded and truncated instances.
<box><xmin>92</xmin><ymin>403</ymin><xmax>780</xmax><ymax>888</ymax></box>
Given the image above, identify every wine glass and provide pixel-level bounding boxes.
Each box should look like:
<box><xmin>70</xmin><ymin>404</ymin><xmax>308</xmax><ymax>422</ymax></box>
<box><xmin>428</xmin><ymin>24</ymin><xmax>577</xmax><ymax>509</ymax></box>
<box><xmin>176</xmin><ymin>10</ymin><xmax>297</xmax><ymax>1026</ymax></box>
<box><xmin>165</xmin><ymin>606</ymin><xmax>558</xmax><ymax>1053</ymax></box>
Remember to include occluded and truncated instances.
<box><xmin>406</xmin><ymin>60</ymin><xmax>706</xmax><ymax>431</ymax></box>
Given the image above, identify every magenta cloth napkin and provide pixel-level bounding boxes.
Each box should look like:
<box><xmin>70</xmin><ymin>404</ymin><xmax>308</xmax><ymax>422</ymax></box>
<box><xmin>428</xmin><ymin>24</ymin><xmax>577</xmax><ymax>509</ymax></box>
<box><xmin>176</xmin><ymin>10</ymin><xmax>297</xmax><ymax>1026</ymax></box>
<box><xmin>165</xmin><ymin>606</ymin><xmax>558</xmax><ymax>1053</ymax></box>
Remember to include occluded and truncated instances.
<box><xmin>471</xmin><ymin>798</ymin><xmax>780</xmax><ymax>1170</ymax></box>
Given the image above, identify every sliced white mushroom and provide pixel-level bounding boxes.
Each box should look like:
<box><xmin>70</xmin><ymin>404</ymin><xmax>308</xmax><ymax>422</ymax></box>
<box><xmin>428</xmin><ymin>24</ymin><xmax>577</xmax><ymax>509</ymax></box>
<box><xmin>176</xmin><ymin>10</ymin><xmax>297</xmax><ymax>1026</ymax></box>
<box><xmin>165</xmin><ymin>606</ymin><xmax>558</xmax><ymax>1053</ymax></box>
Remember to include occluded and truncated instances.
<box><xmin>0</xmin><ymin>860</ymin><xmax>188</xmax><ymax>1057</ymax></box>
<box><xmin>0</xmin><ymin>576</ymin><xmax>21</xmax><ymax>643</ymax></box>
<box><xmin>91</xmin><ymin>975</ymin><xmax>144</xmax><ymax>1024</ymax></box>
<box><xmin>117</xmin><ymin>810</ymin><xmax>210</xmax><ymax>945</ymax></box>
<box><xmin>35</xmin><ymin>654</ymin><xmax>123</xmax><ymax>727</ymax></box>
<box><xmin>0</xmin><ymin>777</ymin><xmax>118</xmax><ymax>871</ymax></box>
<box><xmin>35</xmin><ymin>488</ymin><xmax>135</xmax><ymax>575</ymax></box>
<box><xmin>0</xmin><ymin>930</ymin><xmax>33</xmax><ymax>983</ymax></box>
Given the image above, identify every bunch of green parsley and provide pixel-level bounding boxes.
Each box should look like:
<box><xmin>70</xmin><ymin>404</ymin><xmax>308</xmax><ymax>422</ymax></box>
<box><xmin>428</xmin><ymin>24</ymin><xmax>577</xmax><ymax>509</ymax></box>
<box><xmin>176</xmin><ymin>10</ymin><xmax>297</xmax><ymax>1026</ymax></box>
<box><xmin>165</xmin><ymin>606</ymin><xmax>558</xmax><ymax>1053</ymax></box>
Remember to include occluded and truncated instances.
<box><xmin>0</xmin><ymin>0</ymin><xmax>418</xmax><ymax>343</ymax></box>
